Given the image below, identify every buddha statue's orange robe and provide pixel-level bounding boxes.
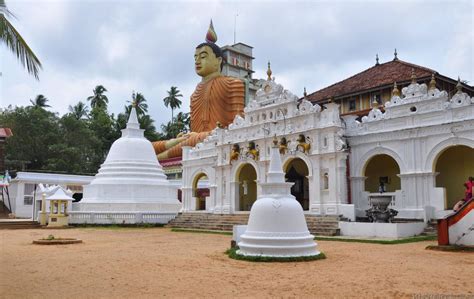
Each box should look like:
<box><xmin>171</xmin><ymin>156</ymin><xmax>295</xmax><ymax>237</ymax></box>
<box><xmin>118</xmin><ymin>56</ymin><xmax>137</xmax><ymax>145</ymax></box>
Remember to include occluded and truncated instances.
<box><xmin>152</xmin><ymin>76</ymin><xmax>244</xmax><ymax>160</ymax></box>
<box><xmin>190</xmin><ymin>76</ymin><xmax>245</xmax><ymax>133</ymax></box>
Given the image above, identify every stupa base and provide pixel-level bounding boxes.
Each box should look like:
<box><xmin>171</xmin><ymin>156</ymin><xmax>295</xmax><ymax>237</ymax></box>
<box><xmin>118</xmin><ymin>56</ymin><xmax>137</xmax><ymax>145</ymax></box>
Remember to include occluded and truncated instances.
<box><xmin>237</xmin><ymin>234</ymin><xmax>320</xmax><ymax>257</ymax></box>
<box><xmin>68</xmin><ymin>210</ymin><xmax>179</xmax><ymax>225</ymax></box>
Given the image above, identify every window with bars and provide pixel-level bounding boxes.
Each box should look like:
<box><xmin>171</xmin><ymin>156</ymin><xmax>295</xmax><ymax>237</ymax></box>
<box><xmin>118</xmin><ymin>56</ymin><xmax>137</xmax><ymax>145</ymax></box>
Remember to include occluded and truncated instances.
<box><xmin>23</xmin><ymin>183</ymin><xmax>35</xmax><ymax>205</ymax></box>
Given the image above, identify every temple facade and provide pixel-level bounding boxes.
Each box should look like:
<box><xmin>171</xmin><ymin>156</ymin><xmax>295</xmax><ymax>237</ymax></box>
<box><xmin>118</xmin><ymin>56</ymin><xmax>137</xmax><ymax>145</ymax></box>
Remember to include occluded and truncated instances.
<box><xmin>180</xmin><ymin>68</ymin><xmax>474</xmax><ymax>222</ymax></box>
<box><xmin>181</xmin><ymin>75</ymin><xmax>354</xmax><ymax>220</ymax></box>
<box><xmin>345</xmin><ymin>76</ymin><xmax>474</xmax><ymax>221</ymax></box>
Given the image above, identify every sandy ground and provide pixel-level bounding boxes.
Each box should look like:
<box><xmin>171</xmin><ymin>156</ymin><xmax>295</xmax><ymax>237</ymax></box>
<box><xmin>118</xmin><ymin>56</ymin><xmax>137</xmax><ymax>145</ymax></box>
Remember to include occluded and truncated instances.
<box><xmin>0</xmin><ymin>228</ymin><xmax>473</xmax><ymax>299</ymax></box>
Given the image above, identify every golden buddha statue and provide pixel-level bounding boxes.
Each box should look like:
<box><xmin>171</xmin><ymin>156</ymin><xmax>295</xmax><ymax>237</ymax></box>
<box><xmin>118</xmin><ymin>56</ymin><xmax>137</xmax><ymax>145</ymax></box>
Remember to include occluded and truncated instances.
<box><xmin>153</xmin><ymin>21</ymin><xmax>245</xmax><ymax>160</ymax></box>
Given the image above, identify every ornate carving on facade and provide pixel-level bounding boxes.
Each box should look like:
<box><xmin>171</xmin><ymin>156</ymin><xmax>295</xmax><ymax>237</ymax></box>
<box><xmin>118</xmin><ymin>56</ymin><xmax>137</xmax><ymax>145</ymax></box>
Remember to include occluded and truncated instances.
<box><xmin>245</xmin><ymin>141</ymin><xmax>259</xmax><ymax>161</ymax></box>
<box><xmin>230</xmin><ymin>144</ymin><xmax>240</xmax><ymax>163</ymax></box>
<box><xmin>279</xmin><ymin>137</ymin><xmax>289</xmax><ymax>155</ymax></box>
<box><xmin>296</xmin><ymin>134</ymin><xmax>311</xmax><ymax>154</ymax></box>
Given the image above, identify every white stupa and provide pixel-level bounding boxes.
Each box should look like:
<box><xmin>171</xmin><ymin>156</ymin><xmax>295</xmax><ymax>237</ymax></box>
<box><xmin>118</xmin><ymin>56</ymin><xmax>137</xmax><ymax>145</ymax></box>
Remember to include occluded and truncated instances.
<box><xmin>237</xmin><ymin>138</ymin><xmax>320</xmax><ymax>257</ymax></box>
<box><xmin>75</xmin><ymin>106</ymin><xmax>182</xmax><ymax>223</ymax></box>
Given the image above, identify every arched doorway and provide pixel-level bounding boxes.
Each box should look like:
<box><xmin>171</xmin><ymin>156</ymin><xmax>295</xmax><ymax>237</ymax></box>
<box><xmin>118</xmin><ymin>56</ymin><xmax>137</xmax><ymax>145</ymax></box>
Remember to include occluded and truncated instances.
<box><xmin>364</xmin><ymin>154</ymin><xmax>401</xmax><ymax>193</ymax></box>
<box><xmin>236</xmin><ymin>163</ymin><xmax>257</xmax><ymax>211</ymax></box>
<box><xmin>284</xmin><ymin>158</ymin><xmax>309</xmax><ymax>210</ymax></box>
<box><xmin>192</xmin><ymin>173</ymin><xmax>209</xmax><ymax>211</ymax></box>
<box><xmin>435</xmin><ymin>145</ymin><xmax>474</xmax><ymax>209</ymax></box>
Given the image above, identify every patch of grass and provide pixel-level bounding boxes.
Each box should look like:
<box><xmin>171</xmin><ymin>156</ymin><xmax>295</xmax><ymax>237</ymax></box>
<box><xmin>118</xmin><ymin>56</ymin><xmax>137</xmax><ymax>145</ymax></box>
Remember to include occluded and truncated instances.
<box><xmin>426</xmin><ymin>245</ymin><xmax>474</xmax><ymax>252</ymax></box>
<box><xmin>226</xmin><ymin>247</ymin><xmax>326</xmax><ymax>263</ymax></box>
<box><xmin>315</xmin><ymin>235</ymin><xmax>437</xmax><ymax>245</ymax></box>
<box><xmin>171</xmin><ymin>228</ymin><xmax>232</xmax><ymax>235</ymax></box>
<box><xmin>71</xmin><ymin>223</ymin><xmax>165</xmax><ymax>229</ymax></box>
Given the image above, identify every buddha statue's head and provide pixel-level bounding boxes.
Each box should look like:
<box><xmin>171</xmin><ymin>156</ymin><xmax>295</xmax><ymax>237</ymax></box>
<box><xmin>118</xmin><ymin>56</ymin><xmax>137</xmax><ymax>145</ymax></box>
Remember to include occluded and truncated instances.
<box><xmin>194</xmin><ymin>42</ymin><xmax>224</xmax><ymax>81</ymax></box>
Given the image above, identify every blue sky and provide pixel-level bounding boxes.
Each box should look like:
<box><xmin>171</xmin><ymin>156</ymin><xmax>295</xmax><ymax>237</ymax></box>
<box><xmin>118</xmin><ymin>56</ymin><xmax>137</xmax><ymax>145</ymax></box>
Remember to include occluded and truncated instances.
<box><xmin>1</xmin><ymin>0</ymin><xmax>472</xmax><ymax>128</ymax></box>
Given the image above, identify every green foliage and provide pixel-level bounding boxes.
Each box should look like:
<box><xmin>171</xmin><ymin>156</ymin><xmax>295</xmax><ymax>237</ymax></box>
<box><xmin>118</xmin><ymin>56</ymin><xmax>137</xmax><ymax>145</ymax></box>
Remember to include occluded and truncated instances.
<box><xmin>88</xmin><ymin>107</ymin><xmax>120</xmax><ymax>170</ymax></box>
<box><xmin>159</xmin><ymin>112</ymin><xmax>190</xmax><ymax>140</ymax></box>
<box><xmin>29</xmin><ymin>95</ymin><xmax>50</xmax><ymax>108</ymax></box>
<box><xmin>315</xmin><ymin>235</ymin><xmax>437</xmax><ymax>244</ymax></box>
<box><xmin>1</xmin><ymin>85</ymin><xmax>163</xmax><ymax>174</ymax></box>
<box><xmin>170</xmin><ymin>228</ymin><xmax>233</xmax><ymax>235</ymax></box>
<box><xmin>226</xmin><ymin>247</ymin><xmax>326</xmax><ymax>263</ymax></box>
<box><xmin>0</xmin><ymin>0</ymin><xmax>42</xmax><ymax>79</ymax></box>
<box><xmin>163</xmin><ymin>86</ymin><xmax>183</xmax><ymax>121</ymax></box>
<box><xmin>87</xmin><ymin>85</ymin><xmax>109</xmax><ymax>110</ymax></box>
<box><xmin>45</xmin><ymin>114</ymin><xmax>101</xmax><ymax>173</ymax></box>
<box><xmin>1</xmin><ymin>106</ymin><xmax>61</xmax><ymax>170</ymax></box>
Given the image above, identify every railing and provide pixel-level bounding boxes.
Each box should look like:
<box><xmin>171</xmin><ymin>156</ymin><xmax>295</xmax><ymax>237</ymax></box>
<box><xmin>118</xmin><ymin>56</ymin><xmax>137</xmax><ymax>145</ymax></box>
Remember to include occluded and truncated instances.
<box><xmin>69</xmin><ymin>211</ymin><xmax>178</xmax><ymax>224</ymax></box>
<box><xmin>437</xmin><ymin>198</ymin><xmax>473</xmax><ymax>245</ymax></box>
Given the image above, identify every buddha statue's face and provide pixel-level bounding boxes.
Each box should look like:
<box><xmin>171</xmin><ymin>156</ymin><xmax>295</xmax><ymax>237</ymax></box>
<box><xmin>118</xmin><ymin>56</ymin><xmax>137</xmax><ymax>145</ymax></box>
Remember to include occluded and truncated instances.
<box><xmin>194</xmin><ymin>46</ymin><xmax>222</xmax><ymax>80</ymax></box>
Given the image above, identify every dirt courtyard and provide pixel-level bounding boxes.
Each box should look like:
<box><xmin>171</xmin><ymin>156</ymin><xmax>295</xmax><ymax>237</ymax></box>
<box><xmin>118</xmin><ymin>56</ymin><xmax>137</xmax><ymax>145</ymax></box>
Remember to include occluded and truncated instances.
<box><xmin>0</xmin><ymin>228</ymin><xmax>472</xmax><ymax>298</ymax></box>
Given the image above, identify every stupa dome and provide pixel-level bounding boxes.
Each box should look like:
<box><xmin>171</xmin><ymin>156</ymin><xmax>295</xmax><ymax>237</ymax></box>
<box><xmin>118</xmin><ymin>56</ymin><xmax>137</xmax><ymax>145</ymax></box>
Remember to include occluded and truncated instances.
<box><xmin>238</xmin><ymin>139</ymin><xmax>320</xmax><ymax>257</ymax></box>
<box><xmin>75</xmin><ymin>107</ymin><xmax>182</xmax><ymax>221</ymax></box>
<box><xmin>90</xmin><ymin>107</ymin><xmax>167</xmax><ymax>185</ymax></box>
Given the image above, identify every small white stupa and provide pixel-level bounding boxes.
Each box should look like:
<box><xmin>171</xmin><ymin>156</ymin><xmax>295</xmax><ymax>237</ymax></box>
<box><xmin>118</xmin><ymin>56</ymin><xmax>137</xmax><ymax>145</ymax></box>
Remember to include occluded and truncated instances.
<box><xmin>76</xmin><ymin>105</ymin><xmax>181</xmax><ymax>223</ymax></box>
<box><xmin>238</xmin><ymin>137</ymin><xmax>320</xmax><ymax>257</ymax></box>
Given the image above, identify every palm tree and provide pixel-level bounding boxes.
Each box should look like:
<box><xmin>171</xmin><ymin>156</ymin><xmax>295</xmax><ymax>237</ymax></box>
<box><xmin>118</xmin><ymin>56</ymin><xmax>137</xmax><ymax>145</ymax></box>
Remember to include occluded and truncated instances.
<box><xmin>29</xmin><ymin>94</ymin><xmax>50</xmax><ymax>108</ymax></box>
<box><xmin>68</xmin><ymin>101</ymin><xmax>89</xmax><ymax>120</ymax></box>
<box><xmin>128</xmin><ymin>92</ymin><xmax>148</xmax><ymax>117</ymax></box>
<box><xmin>0</xmin><ymin>0</ymin><xmax>42</xmax><ymax>79</ymax></box>
<box><xmin>87</xmin><ymin>85</ymin><xmax>109</xmax><ymax>110</ymax></box>
<box><xmin>163</xmin><ymin>86</ymin><xmax>183</xmax><ymax>122</ymax></box>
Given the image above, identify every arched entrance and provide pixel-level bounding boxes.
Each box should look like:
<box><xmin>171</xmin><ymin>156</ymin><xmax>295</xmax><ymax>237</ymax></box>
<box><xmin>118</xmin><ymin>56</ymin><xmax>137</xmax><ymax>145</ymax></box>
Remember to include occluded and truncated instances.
<box><xmin>364</xmin><ymin>154</ymin><xmax>401</xmax><ymax>193</ymax></box>
<box><xmin>284</xmin><ymin>158</ymin><xmax>309</xmax><ymax>210</ymax></box>
<box><xmin>236</xmin><ymin>163</ymin><xmax>257</xmax><ymax>211</ymax></box>
<box><xmin>434</xmin><ymin>145</ymin><xmax>474</xmax><ymax>209</ymax></box>
<box><xmin>192</xmin><ymin>173</ymin><xmax>209</xmax><ymax>211</ymax></box>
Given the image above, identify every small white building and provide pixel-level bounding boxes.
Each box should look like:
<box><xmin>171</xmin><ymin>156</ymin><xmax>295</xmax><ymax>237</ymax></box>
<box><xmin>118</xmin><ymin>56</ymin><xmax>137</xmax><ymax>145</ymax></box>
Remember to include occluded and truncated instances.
<box><xmin>182</xmin><ymin>77</ymin><xmax>354</xmax><ymax>220</ymax></box>
<box><xmin>344</xmin><ymin>77</ymin><xmax>474</xmax><ymax>221</ymax></box>
<box><xmin>6</xmin><ymin>171</ymin><xmax>93</xmax><ymax>219</ymax></box>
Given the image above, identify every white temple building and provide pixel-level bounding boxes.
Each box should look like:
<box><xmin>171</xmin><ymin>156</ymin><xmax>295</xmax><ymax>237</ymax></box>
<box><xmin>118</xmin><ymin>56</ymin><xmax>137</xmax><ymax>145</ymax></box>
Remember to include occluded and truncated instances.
<box><xmin>70</xmin><ymin>106</ymin><xmax>182</xmax><ymax>224</ymax></box>
<box><xmin>344</xmin><ymin>76</ymin><xmax>474</xmax><ymax>221</ymax></box>
<box><xmin>181</xmin><ymin>77</ymin><xmax>354</xmax><ymax>219</ymax></box>
<box><xmin>180</xmin><ymin>73</ymin><xmax>474</xmax><ymax>227</ymax></box>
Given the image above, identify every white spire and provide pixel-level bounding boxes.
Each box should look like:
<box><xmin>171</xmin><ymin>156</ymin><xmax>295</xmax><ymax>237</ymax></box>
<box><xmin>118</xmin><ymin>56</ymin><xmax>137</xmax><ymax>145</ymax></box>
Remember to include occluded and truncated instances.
<box><xmin>127</xmin><ymin>106</ymin><xmax>140</xmax><ymax>130</ymax></box>
<box><xmin>267</xmin><ymin>138</ymin><xmax>285</xmax><ymax>183</ymax></box>
<box><xmin>121</xmin><ymin>106</ymin><xmax>143</xmax><ymax>138</ymax></box>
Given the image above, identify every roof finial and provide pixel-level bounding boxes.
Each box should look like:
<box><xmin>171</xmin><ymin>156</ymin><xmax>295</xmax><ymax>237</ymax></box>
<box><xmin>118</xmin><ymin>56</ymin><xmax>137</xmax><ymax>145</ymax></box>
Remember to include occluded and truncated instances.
<box><xmin>303</xmin><ymin>87</ymin><xmax>307</xmax><ymax>98</ymax></box>
<box><xmin>205</xmin><ymin>19</ymin><xmax>218</xmax><ymax>43</ymax></box>
<box><xmin>393</xmin><ymin>48</ymin><xmax>398</xmax><ymax>61</ymax></box>
<box><xmin>267</xmin><ymin>61</ymin><xmax>272</xmax><ymax>81</ymax></box>
<box><xmin>429</xmin><ymin>73</ymin><xmax>437</xmax><ymax>91</ymax></box>
<box><xmin>411</xmin><ymin>68</ymin><xmax>416</xmax><ymax>84</ymax></box>
<box><xmin>372</xmin><ymin>96</ymin><xmax>379</xmax><ymax>108</ymax></box>
<box><xmin>375</xmin><ymin>54</ymin><xmax>379</xmax><ymax>65</ymax></box>
<box><xmin>456</xmin><ymin>76</ymin><xmax>462</xmax><ymax>93</ymax></box>
<box><xmin>392</xmin><ymin>82</ymin><xmax>400</xmax><ymax>97</ymax></box>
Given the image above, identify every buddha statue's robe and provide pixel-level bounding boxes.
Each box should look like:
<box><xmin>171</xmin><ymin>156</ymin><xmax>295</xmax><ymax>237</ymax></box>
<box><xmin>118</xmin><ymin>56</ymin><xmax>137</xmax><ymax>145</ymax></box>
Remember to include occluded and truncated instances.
<box><xmin>190</xmin><ymin>76</ymin><xmax>245</xmax><ymax>133</ymax></box>
<box><xmin>152</xmin><ymin>75</ymin><xmax>244</xmax><ymax>161</ymax></box>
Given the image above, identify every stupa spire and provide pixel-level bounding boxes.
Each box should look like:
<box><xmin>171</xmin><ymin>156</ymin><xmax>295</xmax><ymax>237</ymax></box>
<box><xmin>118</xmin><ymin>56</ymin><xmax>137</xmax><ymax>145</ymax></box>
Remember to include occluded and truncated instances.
<box><xmin>267</xmin><ymin>136</ymin><xmax>285</xmax><ymax>183</ymax></box>
<box><xmin>267</xmin><ymin>61</ymin><xmax>272</xmax><ymax>81</ymax></box>
<box><xmin>127</xmin><ymin>105</ymin><xmax>140</xmax><ymax>130</ymax></box>
<box><xmin>205</xmin><ymin>19</ymin><xmax>218</xmax><ymax>43</ymax></box>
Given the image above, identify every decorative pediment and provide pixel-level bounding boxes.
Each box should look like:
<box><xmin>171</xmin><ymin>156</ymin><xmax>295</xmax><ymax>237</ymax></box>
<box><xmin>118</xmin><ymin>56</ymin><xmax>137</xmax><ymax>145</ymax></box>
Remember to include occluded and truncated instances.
<box><xmin>297</xmin><ymin>99</ymin><xmax>321</xmax><ymax>115</ymax></box>
<box><xmin>228</xmin><ymin>114</ymin><xmax>245</xmax><ymax>129</ymax></box>
<box><xmin>402</xmin><ymin>82</ymin><xmax>428</xmax><ymax>99</ymax></box>
<box><xmin>449</xmin><ymin>91</ymin><xmax>471</xmax><ymax>107</ymax></box>
<box><xmin>362</xmin><ymin>107</ymin><xmax>384</xmax><ymax>123</ymax></box>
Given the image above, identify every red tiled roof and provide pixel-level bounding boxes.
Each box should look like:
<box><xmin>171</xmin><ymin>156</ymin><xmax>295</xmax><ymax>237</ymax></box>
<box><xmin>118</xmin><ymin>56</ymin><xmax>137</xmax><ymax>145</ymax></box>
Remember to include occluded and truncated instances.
<box><xmin>0</xmin><ymin>128</ymin><xmax>13</xmax><ymax>138</ymax></box>
<box><xmin>307</xmin><ymin>59</ymin><xmax>436</xmax><ymax>103</ymax></box>
<box><xmin>159</xmin><ymin>156</ymin><xmax>182</xmax><ymax>167</ymax></box>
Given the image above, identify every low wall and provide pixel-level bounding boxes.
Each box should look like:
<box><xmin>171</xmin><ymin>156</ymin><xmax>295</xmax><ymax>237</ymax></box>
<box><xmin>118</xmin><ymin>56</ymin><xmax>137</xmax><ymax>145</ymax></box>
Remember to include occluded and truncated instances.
<box><xmin>339</xmin><ymin>222</ymin><xmax>426</xmax><ymax>238</ymax></box>
<box><xmin>69</xmin><ymin>211</ymin><xmax>178</xmax><ymax>224</ymax></box>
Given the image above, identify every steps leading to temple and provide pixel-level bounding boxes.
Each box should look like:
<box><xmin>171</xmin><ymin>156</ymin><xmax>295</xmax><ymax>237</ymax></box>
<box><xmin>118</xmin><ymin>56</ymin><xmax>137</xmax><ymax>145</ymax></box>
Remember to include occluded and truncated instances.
<box><xmin>421</xmin><ymin>220</ymin><xmax>438</xmax><ymax>237</ymax></box>
<box><xmin>167</xmin><ymin>213</ymin><xmax>341</xmax><ymax>236</ymax></box>
<box><xmin>0</xmin><ymin>219</ymin><xmax>42</xmax><ymax>230</ymax></box>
